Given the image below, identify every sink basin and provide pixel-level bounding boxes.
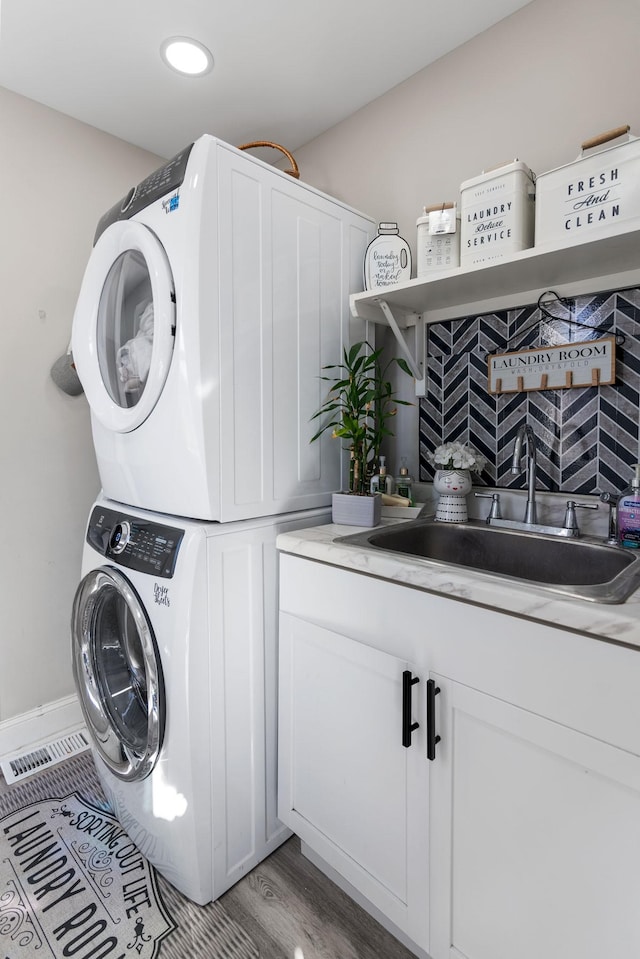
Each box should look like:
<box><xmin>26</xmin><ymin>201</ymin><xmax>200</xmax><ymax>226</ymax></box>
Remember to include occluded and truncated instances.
<box><xmin>336</xmin><ymin>518</ymin><xmax>640</xmax><ymax>604</ymax></box>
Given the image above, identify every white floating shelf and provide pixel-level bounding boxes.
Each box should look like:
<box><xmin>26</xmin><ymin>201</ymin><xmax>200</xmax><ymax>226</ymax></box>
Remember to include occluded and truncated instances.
<box><xmin>350</xmin><ymin>220</ymin><xmax>640</xmax><ymax>395</ymax></box>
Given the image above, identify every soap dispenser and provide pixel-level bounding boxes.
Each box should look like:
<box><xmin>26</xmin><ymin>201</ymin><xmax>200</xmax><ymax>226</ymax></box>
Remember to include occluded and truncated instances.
<box><xmin>371</xmin><ymin>455</ymin><xmax>395</xmax><ymax>494</ymax></box>
<box><xmin>617</xmin><ymin>464</ymin><xmax>640</xmax><ymax>549</ymax></box>
<box><xmin>395</xmin><ymin>458</ymin><xmax>414</xmax><ymax>505</ymax></box>
<box><xmin>384</xmin><ymin>466</ymin><xmax>396</xmax><ymax>496</ymax></box>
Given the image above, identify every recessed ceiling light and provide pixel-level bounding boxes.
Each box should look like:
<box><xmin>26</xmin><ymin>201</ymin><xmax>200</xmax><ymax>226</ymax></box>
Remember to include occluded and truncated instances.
<box><xmin>160</xmin><ymin>37</ymin><xmax>213</xmax><ymax>77</ymax></box>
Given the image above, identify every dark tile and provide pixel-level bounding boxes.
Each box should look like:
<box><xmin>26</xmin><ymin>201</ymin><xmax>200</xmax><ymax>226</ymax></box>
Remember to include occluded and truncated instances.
<box><xmin>419</xmin><ymin>284</ymin><xmax>640</xmax><ymax>494</ymax></box>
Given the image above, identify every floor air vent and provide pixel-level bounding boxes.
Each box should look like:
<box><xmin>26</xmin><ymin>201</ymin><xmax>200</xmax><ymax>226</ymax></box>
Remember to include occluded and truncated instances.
<box><xmin>0</xmin><ymin>728</ymin><xmax>91</xmax><ymax>785</ymax></box>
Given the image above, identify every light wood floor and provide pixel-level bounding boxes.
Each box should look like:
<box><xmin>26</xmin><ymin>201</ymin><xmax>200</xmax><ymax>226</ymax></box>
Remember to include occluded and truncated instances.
<box><xmin>221</xmin><ymin>835</ymin><xmax>416</xmax><ymax>959</ymax></box>
<box><xmin>0</xmin><ymin>753</ymin><xmax>417</xmax><ymax>959</ymax></box>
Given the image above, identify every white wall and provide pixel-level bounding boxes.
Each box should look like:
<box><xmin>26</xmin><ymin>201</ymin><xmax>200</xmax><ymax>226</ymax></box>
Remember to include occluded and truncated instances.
<box><xmin>0</xmin><ymin>87</ymin><xmax>161</xmax><ymax>728</ymax></box>
<box><xmin>293</xmin><ymin>0</ymin><xmax>640</xmax><ymax>239</ymax></box>
<box><xmin>288</xmin><ymin>0</ymin><xmax>640</xmax><ymax>478</ymax></box>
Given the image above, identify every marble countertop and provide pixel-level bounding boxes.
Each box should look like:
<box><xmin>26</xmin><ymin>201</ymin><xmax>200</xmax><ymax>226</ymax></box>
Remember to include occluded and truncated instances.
<box><xmin>277</xmin><ymin>518</ymin><xmax>640</xmax><ymax>650</ymax></box>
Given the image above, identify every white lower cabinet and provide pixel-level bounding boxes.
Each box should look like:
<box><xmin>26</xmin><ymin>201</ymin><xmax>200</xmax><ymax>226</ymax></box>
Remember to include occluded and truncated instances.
<box><xmin>277</xmin><ymin>552</ymin><xmax>640</xmax><ymax>958</ymax></box>
<box><xmin>278</xmin><ymin>611</ymin><xmax>430</xmax><ymax>950</ymax></box>
<box><xmin>428</xmin><ymin>674</ymin><xmax>640</xmax><ymax>959</ymax></box>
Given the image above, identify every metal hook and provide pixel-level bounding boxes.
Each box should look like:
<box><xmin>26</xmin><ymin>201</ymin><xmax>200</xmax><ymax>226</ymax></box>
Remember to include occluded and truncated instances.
<box><xmin>537</xmin><ymin>290</ymin><xmax>625</xmax><ymax>345</ymax></box>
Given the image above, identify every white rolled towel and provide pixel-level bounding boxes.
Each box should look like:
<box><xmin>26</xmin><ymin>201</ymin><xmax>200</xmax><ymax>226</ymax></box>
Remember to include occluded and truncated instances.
<box><xmin>117</xmin><ymin>301</ymin><xmax>154</xmax><ymax>391</ymax></box>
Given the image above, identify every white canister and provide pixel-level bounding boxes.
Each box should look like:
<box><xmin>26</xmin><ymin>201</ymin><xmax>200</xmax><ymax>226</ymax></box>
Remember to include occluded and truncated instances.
<box><xmin>460</xmin><ymin>160</ymin><xmax>536</xmax><ymax>267</ymax></box>
<box><xmin>364</xmin><ymin>222</ymin><xmax>412</xmax><ymax>290</ymax></box>
<box><xmin>535</xmin><ymin>126</ymin><xmax>640</xmax><ymax>248</ymax></box>
<box><xmin>416</xmin><ymin>203</ymin><xmax>461</xmax><ymax>276</ymax></box>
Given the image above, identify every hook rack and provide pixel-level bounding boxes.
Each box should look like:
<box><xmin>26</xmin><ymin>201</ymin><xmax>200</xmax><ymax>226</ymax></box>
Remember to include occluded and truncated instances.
<box><xmin>485</xmin><ymin>289</ymin><xmax>619</xmax><ymax>394</ymax></box>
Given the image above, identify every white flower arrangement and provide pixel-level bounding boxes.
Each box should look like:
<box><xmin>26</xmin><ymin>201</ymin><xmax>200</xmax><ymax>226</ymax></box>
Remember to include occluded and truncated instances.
<box><xmin>427</xmin><ymin>441</ymin><xmax>487</xmax><ymax>474</ymax></box>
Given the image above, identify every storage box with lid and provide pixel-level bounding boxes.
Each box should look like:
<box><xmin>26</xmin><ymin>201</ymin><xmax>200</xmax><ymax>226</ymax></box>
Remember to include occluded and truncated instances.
<box><xmin>535</xmin><ymin>125</ymin><xmax>640</xmax><ymax>249</ymax></box>
<box><xmin>460</xmin><ymin>160</ymin><xmax>536</xmax><ymax>267</ymax></box>
<box><xmin>416</xmin><ymin>203</ymin><xmax>461</xmax><ymax>276</ymax></box>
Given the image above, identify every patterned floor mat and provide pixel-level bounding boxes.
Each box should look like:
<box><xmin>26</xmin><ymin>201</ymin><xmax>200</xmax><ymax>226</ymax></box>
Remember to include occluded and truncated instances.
<box><xmin>0</xmin><ymin>753</ymin><xmax>258</xmax><ymax>959</ymax></box>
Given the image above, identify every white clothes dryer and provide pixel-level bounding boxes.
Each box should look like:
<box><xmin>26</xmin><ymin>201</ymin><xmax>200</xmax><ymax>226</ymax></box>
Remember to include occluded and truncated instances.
<box><xmin>72</xmin><ymin>135</ymin><xmax>374</xmax><ymax>521</ymax></box>
<box><xmin>71</xmin><ymin>495</ymin><xmax>329</xmax><ymax>904</ymax></box>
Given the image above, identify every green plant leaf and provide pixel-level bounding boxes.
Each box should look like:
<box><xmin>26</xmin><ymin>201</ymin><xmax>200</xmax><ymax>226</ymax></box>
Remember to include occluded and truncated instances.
<box><xmin>310</xmin><ymin>339</ymin><xmax>413</xmax><ymax>462</ymax></box>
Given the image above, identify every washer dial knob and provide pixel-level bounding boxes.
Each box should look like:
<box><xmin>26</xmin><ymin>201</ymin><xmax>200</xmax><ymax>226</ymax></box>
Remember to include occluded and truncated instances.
<box><xmin>109</xmin><ymin>521</ymin><xmax>131</xmax><ymax>554</ymax></box>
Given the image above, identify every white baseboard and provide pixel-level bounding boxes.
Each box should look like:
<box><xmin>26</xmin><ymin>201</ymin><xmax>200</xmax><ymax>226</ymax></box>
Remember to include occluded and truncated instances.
<box><xmin>0</xmin><ymin>695</ymin><xmax>84</xmax><ymax>762</ymax></box>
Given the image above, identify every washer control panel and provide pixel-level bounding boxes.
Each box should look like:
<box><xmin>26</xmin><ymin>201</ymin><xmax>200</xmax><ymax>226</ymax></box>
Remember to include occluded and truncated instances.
<box><xmin>86</xmin><ymin>505</ymin><xmax>184</xmax><ymax>578</ymax></box>
<box><xmin>93</xmin><ymin>141</ymin><xmax>194</xmax><ymax>243</ymax></box>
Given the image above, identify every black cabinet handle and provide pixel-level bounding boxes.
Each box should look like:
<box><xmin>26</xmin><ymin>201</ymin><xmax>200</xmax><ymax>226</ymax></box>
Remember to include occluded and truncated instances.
<box><xmin>426</xmin><ymin>679</ymin><xmax>441</xmax><ymax>761</ymax></box>
<box><xmin>402</xmin><ymin>670</ymin><xmax>420</xmax><ymax>747</ymax></box>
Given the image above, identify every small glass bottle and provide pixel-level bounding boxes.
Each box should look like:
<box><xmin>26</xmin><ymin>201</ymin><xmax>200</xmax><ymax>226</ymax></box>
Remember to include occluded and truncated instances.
<box><xmin>371</xmin><ymin>455</ymin><xmax>396</xmax><ymax>494</ymax></box>
<box><xmin>384</xmin><ymin>468</ymin><xmax>396</xmax><ymax>496</ymax></box>
<box><xmin>395</xmin><ymin>458</ymin><xmax>414</xmax><ymax>505</ymax></box>
<box><xmin>370</xmin><ymin>456</ymin><xmax>386</xmax><ymax>493</ymax></box>
<box><xmin>364</xmin><ymin>222</ymin><xmax>412</xmax><ymax>290</ymax></box>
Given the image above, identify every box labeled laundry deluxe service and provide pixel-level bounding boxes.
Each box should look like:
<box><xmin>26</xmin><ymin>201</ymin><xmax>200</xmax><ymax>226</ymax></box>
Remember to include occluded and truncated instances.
<box><xmin>460</xmin><ymin>159</ymin><xmax>536</xmax><ymax>268</ymax></box>
<box><xmin>535</xmin><ymin>125</ymin><xmax>640</xmax><ymax>248</ymax></box>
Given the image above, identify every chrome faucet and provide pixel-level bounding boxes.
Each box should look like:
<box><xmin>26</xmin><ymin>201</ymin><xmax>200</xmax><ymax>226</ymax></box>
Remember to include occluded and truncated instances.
<box><xmin>510</xmin><ymin>424</ymin><xmax>538</xmax><ymax>524</ymax></box>
<box><xmin>599</xmin><ymin>491</ymin><xmax>619</xmax><ymax>546</ymax></box>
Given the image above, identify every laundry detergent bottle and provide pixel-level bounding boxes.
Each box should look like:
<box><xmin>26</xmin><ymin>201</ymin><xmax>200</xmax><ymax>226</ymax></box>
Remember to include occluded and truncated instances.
<box><xmin>617</xmin><ymin>463</ymin><xmax>640</xmax><ymax>549</ymax></box>
<box><xmin>364</xmin><ymin>223</ymin><xmax>412</xmax><ymax>290</ymax></box>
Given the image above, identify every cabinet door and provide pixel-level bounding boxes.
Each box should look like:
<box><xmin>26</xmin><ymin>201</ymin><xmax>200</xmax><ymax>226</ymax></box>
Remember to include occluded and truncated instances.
<box><xmin>429</xmin><ymin>675</ymin><xmax>640</xmax><ymax>959</ymax></box>
<box><xmin>278</xmin><ymin>612</ymin><xmax>429</xmax><ymax>948</ymax></box>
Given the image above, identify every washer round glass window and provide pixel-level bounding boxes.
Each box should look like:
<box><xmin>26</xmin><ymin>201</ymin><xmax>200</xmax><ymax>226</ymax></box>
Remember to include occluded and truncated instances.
<box><xmin>97</xmin><ymin>250</ymin><xmax>155</xmax><ymax>409</ymax></box>
<box><xmin>72</xmin><ymin>567</ymin><xmax>164</xmax><ymax>781</ymax></box>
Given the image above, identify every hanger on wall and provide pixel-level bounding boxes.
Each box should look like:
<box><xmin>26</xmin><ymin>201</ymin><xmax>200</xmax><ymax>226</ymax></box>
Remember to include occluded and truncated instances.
<box><xmin>498</xmin><ymin>290</ymin><xmax>626</xmax><ymax>350</ymax></box>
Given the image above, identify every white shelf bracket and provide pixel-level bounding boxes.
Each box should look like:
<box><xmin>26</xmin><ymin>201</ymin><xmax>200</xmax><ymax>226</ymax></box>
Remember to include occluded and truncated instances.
<box><xmin>377</xmin><ymin>299</ymin><xmax>426</xmax><ymax>397</ymax></box>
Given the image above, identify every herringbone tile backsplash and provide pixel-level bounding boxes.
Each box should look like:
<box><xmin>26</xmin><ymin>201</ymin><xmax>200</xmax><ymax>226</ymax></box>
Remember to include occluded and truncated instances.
<box><xmin>418</xmin><ymin>286</ymin><xmax>640</xmax><ymax>494</ymax></box>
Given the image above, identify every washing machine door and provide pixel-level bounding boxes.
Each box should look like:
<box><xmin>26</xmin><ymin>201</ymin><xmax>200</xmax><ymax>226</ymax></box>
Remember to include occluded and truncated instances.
<box><xmin>72</xmin><ymin>220</ymin><xmax>175</xmax><ymax>433</ymax></box>
<box><xmin>71</xmin><ymin>565</ymin><xmax>165</xmax><ymax>781</ymax></box>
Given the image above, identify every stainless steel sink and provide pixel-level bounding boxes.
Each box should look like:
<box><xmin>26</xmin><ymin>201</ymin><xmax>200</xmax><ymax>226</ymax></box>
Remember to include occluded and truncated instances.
<box><xmin>336</xmin><ymin>518</ymin><xmax>640</xmax><ymax>604</ymax></box>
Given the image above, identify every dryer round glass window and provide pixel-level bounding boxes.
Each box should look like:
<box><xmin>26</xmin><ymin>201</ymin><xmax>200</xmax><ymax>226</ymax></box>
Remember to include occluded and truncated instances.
<box><xmin>97</xmin><ymin>250</ymin><xmax>155</xmax><ymax>409</ymax></box>
<box><xmin>71</xmin><ymin>566</ymin><xmax>165</xmax><ymax>781</ymax></box>
<box><xmin>71</xmin><ymin>220</ymin><xmax>176</xmax><ymax>433</ymax></box>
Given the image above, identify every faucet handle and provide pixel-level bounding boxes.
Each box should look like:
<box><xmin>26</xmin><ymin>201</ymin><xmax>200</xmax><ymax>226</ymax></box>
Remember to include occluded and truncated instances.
<box><xmin>563</xmin><ymin>499</ymin><xmax>598</xmax><ymax>535</ymax></box>
<box><xmin>474</xmin><ymin>491</ymin><xmax>502</xmax><ymax>523</ymax></box>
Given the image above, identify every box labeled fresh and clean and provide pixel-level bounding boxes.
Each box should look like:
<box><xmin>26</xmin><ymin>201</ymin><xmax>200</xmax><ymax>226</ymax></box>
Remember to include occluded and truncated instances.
<box><xmin>535</xmin><ymin>125</ymin><xmax>640</xmax><ymax>248</ymax></box>
<box><xmin>460</xmin><ymin>160</ymin><xmax>536</xmax><ymax>267</ymax></box>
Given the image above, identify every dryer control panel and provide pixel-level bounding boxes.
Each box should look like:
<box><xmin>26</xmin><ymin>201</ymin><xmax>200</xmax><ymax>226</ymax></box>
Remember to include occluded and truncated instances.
<box><xmin>86</xmin><ymin>505</ymin><xmax>184</xmax><ymax>578</ymax></box>
<box><xmin>93</xmin><ymin>142</ymin><xmax>194</xmax><ymax>243</ymax></box>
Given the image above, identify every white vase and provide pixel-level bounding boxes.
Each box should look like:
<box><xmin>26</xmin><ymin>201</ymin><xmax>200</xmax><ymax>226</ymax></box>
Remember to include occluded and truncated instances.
<box><xmin>433</xmin><ymin>469</ymin><xmax>472</xmax><ymax>522</ymax></box>
<box><xmin>332</xmin><ymin>492</ymin><xmax>382</xmax><ymax>527</ymax></box>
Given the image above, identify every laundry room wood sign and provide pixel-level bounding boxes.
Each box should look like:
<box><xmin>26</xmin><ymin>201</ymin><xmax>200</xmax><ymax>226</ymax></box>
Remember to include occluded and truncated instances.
<box><xmin>487</xmin><ymin>335</ymin><xmax>616</xmax><ymax>394</ymax></box>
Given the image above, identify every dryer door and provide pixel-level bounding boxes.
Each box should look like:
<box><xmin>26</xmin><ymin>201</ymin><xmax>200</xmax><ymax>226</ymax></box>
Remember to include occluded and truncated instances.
<box><xmin>71</xmin><ymin>565</ymin><xmax>165</xmax><ymax>781</ymax></box>
<box><xmin>72</xmin><ymin>220</ymin><xmax>175</xmax><ymax>432</ymax></box>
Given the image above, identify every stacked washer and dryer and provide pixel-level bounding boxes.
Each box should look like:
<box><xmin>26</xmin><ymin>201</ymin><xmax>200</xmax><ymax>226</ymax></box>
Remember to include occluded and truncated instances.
<box><xmin>70</xmin><ymin>135</ymin><xmax>374</xmax><ymax>904</ymax></box>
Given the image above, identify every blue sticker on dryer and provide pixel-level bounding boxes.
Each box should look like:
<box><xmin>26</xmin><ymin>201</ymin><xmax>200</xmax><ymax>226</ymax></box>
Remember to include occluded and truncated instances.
<box><xmin>162</xmin><ymin>191</ymin><xmax>180</xmax><ymax>213</ymax></box>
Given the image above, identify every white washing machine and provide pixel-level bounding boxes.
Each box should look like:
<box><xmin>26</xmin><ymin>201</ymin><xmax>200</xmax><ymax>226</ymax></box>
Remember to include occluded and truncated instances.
<box><xmin>70</xmin><ymin>496</ymin><xmax>329</xmax><ymax>904</ymax></box>
<box><xmin>71</xmin><ymin>134</ymin><xmax>374</xmax><ymax>521</ymax></box>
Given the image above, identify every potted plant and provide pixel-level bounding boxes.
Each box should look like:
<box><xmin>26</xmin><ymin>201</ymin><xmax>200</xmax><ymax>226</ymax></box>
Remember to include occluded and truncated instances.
<box><xmin>427</xmin><ymin>441</ymin><xmax>487</xmax><ymax>522</ymax></box>
<box><xmin>311</xmin><ymin>341</ymin><xmax>412</xmax><ymax>525</ymax></box>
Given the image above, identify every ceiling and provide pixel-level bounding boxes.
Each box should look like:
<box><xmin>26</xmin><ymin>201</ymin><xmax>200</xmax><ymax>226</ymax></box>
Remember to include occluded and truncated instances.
<box><xmin>0</xmin><ymin>0</ymin><xmax>532</xmax><ymax>161</ymax></box>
